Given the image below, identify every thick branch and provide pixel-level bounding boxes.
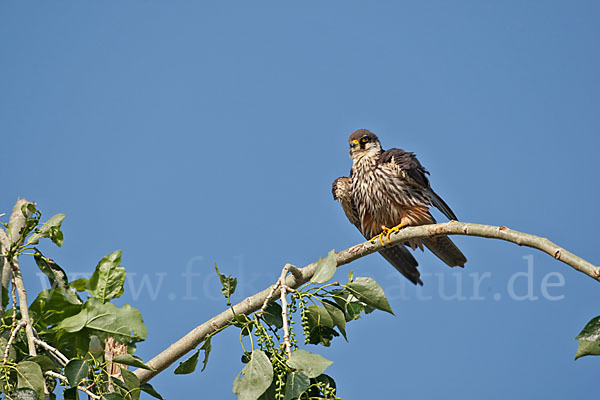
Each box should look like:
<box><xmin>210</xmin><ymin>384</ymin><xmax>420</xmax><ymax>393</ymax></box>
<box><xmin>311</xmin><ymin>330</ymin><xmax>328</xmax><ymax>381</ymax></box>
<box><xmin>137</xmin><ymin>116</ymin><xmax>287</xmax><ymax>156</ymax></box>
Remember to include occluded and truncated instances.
<box><xmin>134</xmin><ymin>221</ymin><xmax>599</xmax><ymax>382</ymax></box>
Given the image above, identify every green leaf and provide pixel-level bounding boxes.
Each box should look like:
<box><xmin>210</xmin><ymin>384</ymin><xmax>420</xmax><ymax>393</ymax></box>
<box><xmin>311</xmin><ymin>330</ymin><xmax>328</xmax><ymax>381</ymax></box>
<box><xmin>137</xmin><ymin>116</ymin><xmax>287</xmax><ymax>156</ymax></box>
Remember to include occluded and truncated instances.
<box><xmin>257</xmin><ymin>379</ymin><xmax>277</xmax><ymax>400</ymax></box>
<box><xmin>575</xmin><ymin>339</ymin><xmax>600</xmax><ymax>360</ymax></box>
<box><xmin>140</xmin><ymin>383</ymin><xmax>164</xmax><ymax>399</ymax></box>
<box><xmin>305</xmin><ymin>305</ymin><xmax>338</xmax><ymax>346</ymax></box>
<box><xmin>311</xmin><ymin>249</ymin><xmax>337</xmax><ymax>284</ymax></box>
<box><xmin>63</xmin><ymin>387</ymin><xmax>80</xmax><ymax>400</ymax></box>
<box><xmin>29</xmin><ymin>288</ymin><xmax>83</xmax><ymax>326</ymax></box>
<box><xmin>28</xmin><ymin>213</ymin><xmax>65</xmax><ymax>246</ymax></box>
<box><xmin>346</xmin><ymin>277</ymin><xmax>394</xmax><ymax>314</ymax></box>
<box><xmin>57</xmin><ymin>298</ymin><xmax>147</xmax><ymax>343</ymax></box>
<box><xmin>112</xmin><ymin>354</ymin><xmax>154</xmax><ymax>371</ymax></box>
<box><xmin>87</xmin><ymin>250</ymin><xmax>126</xmax><ymax>303</ymax></box>
<box><xmin>574</xmin><ymin>316</ymin><xmax>600</xmax><ymax>360</ymax></box>
<box><xmin>33</xmin><ymin>252</ymin><xmax>81</xmax><ymax>305</ymax></box>
<box><xmin>322</xmin><ymin>300</ymin><xmax>346</xmax><ymax>340</ymax></box>
<box><xmin>232</xmin><ymin>350</ymin><xmax>273</xmax><ymax>400</ymax></box>
<box><xmin>306</xmin><ymin>305</ymin><xmax>333</xmax><ymax>328</ymax></box>
<box><xmin>174</xmin><ymin>349</ymin><xmax>199</xmax><ymax>374</ymax></box>
<box><xmin>575</xmin><ymin>316</ymin><xmax>600</xmax><ymax>341</ymax></box>
<box><xmin>199</xmin><ymin>336</ymin><xmax>212</xmax><ymax>372</ymax></box>
<box><xmin>49</xmin><ymin>225</ymin><xmax>64</xmax><ymax>247</ymax></box>
<box><xmin>64</xmin><ymin>360</ymin><xmax>89</xmax><ymax>386</ymax></box>
<box><xmin>283</xmin><ymin>372</ymin><xmax>310</xmax><ymax>400</ymax></box>
<box><xmin>262</xmin><ymin>302</ymin><xmax>283</xmax><ymax>329</ymax></box>
<box><xmin>27</xmin><ymin>355</ymin><xmax>59</xmax><ymax>372</ymax></box>
<box><xmin>287</xmin><ymin>350</ymin><xmax>333</xmax><ymax>379</ymax></box>
<box><xmin>120</xmin><ymin>368</ymin><xmax>140</xmax><ymax>400</ymax></box>
<box><xmin>70</xmin><ymin>278</ymin><xmax>89</xmax><ymax>292</ymax></box>
<box><xmin>215</xmin><ymin>264</ymin><xmax>237</xmax><ymax>299</ymax></box>
<box><xmin>16</xmin><ymin>361</ymin><xmax>45</xmax><ymax>399</ymax></box>
<box><xmin>346</xmin><ymin>301</ymin><xmax>364</xmax><ymax>321</ymax></box>
<box><xmin>89</xmin><ymin>336</ymin><xmax>104</xmax><ymax>355</ymax></box>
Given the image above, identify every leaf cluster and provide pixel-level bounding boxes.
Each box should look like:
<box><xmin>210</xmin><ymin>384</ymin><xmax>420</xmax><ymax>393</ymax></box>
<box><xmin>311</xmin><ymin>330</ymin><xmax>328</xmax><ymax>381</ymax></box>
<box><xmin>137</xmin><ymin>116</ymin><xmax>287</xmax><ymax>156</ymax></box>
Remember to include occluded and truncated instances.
<box><xmin>0</xmin><ymin>205</ymin><xmax>159</xmax><ymax>400</ymax></box>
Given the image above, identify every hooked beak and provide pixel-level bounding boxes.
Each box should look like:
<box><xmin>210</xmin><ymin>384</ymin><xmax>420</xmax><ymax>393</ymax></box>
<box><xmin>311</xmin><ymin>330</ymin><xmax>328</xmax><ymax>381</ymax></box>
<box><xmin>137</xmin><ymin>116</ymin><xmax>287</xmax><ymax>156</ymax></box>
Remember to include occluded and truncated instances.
<box><xmin>350</xmin><ymin>139</ymin><xmax>359</xmax><ymax>148</ymax></box>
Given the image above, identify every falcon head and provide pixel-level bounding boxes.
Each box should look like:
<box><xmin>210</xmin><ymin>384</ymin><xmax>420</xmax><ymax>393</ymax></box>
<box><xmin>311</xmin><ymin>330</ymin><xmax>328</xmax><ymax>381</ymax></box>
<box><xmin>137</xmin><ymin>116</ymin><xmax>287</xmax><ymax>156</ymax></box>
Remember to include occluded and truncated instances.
<box><xmin>348</xmin><ymin>129</ymin><xmax>382</xmax><ymax>159</ymax></box>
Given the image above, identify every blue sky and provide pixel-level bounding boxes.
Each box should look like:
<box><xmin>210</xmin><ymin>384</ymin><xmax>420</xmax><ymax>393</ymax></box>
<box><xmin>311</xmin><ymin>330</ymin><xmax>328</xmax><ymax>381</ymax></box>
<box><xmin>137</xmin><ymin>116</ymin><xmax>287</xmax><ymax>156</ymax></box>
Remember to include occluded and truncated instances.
<box><xmin>1</xmin><ymin>1</ymin><xmax>599</xmax><ymax>399</ymax></box>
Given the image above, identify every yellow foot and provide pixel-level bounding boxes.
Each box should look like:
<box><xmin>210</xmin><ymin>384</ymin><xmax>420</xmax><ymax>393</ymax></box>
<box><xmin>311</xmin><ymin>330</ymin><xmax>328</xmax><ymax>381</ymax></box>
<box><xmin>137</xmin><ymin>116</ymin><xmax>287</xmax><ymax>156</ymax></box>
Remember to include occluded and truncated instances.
<box><xmin>370</xmin><ymin>223</ymin><xmax>408</xmax><ymax>246</ymax></box>
<box><xmin>369</xmin><ymin>232</ymin><xmax>387</xmax><ymax>247</ymax></box>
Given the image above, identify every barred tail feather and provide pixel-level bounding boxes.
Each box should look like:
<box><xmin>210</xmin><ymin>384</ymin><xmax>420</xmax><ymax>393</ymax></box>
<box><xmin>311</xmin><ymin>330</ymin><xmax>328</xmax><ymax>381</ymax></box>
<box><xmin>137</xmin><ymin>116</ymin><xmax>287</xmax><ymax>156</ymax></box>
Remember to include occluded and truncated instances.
<box><xmin>378</xmin><ymin>245</ymin><xmax>423</xmax><ymax>285</ymax></box>
<box><xmin>423</xmin><ymin>236</ymin><xmax>467</xmax><ymax>268</ymax></box>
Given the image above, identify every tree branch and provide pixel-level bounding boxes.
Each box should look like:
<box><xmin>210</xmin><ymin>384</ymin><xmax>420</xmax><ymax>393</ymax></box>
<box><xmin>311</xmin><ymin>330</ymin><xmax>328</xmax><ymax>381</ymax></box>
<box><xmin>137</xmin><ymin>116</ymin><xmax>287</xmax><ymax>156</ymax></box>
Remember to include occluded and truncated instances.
<box><xmin>5</xmin><ymin>199</ymin><xmax>37</xmax><ymax>357</ymax></box>
<box><xmin>134</xmin><ymin>221</ymin><xmax>599</xmax><ymax>382</ymax></box>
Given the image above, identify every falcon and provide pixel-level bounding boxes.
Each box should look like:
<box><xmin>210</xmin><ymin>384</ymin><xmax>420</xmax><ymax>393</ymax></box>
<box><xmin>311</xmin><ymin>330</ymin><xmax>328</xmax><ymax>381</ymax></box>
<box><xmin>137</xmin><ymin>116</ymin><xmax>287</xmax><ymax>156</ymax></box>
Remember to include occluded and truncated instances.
<box><xmin>332</xmin><ymin>129</ymin><xmax>467</xmax><ymax>285</ymax></box>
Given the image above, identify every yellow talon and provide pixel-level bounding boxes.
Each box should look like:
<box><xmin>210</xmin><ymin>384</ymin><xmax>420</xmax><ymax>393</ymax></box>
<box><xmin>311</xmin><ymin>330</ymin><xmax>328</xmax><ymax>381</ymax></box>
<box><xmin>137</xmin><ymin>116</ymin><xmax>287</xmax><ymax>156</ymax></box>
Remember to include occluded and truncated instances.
<box><xmin>369</xmin><ymin>232</ymin><xmax>386</xmax><ymax>247</ymax></box>
<box><xmin>371</xmin><ymin>223</ymin><xmax>408</xmax><ymax>246</ymax></box>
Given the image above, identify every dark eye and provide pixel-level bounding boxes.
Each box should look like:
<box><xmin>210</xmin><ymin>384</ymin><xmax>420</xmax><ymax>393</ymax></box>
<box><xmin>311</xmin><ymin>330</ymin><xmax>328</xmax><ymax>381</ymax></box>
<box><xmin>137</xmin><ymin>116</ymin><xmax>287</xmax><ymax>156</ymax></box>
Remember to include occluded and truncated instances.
<box><xmin>360</xmin><ymin>137</ymin><xmax>369</xmax><ymax>144</ymax></box>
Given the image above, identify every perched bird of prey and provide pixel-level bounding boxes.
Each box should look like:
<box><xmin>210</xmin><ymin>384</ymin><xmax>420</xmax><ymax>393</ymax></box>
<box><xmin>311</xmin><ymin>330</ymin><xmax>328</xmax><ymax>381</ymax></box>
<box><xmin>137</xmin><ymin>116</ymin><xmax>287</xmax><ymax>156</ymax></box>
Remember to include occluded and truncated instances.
<box><xmin>332</xmin><ymin>129</ymin><xmax>467</xmax><ymax>285</ymax></box>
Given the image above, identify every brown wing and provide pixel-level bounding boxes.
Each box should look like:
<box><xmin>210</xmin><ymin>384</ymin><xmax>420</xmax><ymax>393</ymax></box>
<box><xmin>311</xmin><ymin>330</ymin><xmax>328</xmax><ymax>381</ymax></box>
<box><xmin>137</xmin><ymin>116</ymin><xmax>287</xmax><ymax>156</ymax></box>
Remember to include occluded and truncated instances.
<box><xmin>378</xmin><ymin>149</ymin><xmax>467</xmax><ymax>268</ymax></box>
<box><xmin>332</xmin><ymin>176</ymin><xmax>423</xmax><ymax>285</ymax></box>
<box><xmin>379</xmin><ymin>149</ymin><xmax>458</xmax><ymax>221</ymax></box>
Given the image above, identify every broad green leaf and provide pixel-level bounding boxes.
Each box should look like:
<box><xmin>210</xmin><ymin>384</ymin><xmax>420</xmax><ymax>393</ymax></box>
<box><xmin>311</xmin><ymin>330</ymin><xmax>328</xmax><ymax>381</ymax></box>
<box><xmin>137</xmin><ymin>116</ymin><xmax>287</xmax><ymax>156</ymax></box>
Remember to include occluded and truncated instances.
<box><xmin>287</xmin><ymin>350</ymin><xmax>333</xmax><ymax>378</ymax></box>
<box><xmin>262</xmin><ymin>302</ymin><xmax>283</xmax><ymax>329</ymax></box>
<box><xmin>174</xmin><ymin>349</ymin><xmax>200</xmax><ymax>374</ymax></box>
<box><xmin>232</xmin><ymin>350</ymin><xmax>273</xmax><ymax>400</ymax></box>
<box><xmin>305</xmin><ymin>305</ymin><xmax>338</xmax><ymax>346</ymax></box>
<box><xmin>120</xmin><ymin>368</ymin><xmax>141</xmax><ymax>400</ymax></box>
<box><xmin>311</xmin><ymin>249</ymin><xmax>337</xmax><ymax>284</ymax></box>
<box><xmin>28</xmin><ymin>213</ymin><xmax>65</xmax><ymax>246</ymax></box>
<box><xmin>306</xmin><ymin>305</ymin><xmax>333</xmax><ymax>328</ymax></box>
<box><xmin>215</xmin><ymin>264</ymin><xmax>237</xmax><ymax>299</ymax></box>
<box><xmin>322</xmin><ymin>300</ymin><xmax>346</xmax><ymax>340</ymax></box>
<box><xmin>87</xmin><ymin>251</ymin><xmax>126</xmax><ymax>303</ymax></box>
<box><xmin>57</xmin><ymin>298</ymin><xmax>147</xmax><ymax>343</ymax></box>
<box><xmin>27</xmin><ymin>355</ymin><xmax>59</xmax><ymax>372</ymax></box>
<box><xmin>257</xmin><ymin>379</ymin><xmax>277</xmax><ymax>400</ymax></box>
<box><xmin>575</xmin><ymin>316</ymin><xmax>600</xmax><ymax>341</ymax></box>
<box><xmin>575</xmin><ymin>339</ymin><xmax>600</xmax><ymax>360</ymax></box>
<box><xmin>64</xmin><ymin>360</ymin><xmax>89</xmax><ymax>386</ymax></box>
<box><xmin>29</xmin><ymin>288</ymin><xmax>83</xmax><ymax>326</ymax></box>
<box><xmin>113</xmin><ymin>354</ymin><xmax>154</xmax><ymax>371</ymax></box>
<box><xmin>346</xmin><ymin>277</ymin><xmax>394</xmax><ymax>314</ymax></box>
<box><xmin>573</xmin><ymin>316</ymin><xmax>600</xmax><ymax>360</ymax></box>
<box><xmin>283</xmin><ymin>372</ymin><xmax>310</xmax><ymax>400</ymax></box>
<box><xmin>140</xmin><ymin>383</ymin><xmax>164</xmax><ymax>400</ymax></box>
<box><xmin>16</xmin><ymin>361</ymin><xmax>45</xmax><ymax>399</ymax></box>
<box><xmin>283</xmin><ymin>371</ymin><xmax>310</xmax><ymax>400</ymax></box>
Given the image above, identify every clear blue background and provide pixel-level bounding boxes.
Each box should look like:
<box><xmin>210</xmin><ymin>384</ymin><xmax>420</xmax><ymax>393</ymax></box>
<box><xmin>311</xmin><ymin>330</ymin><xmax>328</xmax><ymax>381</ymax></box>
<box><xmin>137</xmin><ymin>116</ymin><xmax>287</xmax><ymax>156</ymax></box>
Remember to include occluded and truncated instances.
<box><xmin>1</xmin><ymin>2</ymin><xmax>599</xmax><ymax>399</ymax></box>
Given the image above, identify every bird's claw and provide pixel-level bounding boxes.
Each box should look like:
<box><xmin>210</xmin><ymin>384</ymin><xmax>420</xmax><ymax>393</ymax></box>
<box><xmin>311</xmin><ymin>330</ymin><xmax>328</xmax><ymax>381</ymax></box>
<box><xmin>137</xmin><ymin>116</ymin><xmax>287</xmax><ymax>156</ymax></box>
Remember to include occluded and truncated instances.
<box><xmin>370</xmin><ymin>223</ymin><xmax>408</xmax><ymax>246</ymax></box>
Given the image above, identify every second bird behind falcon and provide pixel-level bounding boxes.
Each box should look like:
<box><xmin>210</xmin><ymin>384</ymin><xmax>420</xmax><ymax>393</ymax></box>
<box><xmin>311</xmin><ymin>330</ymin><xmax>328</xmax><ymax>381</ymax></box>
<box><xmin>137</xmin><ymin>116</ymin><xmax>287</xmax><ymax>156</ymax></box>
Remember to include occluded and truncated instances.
<box><xmin>332</xmin><ymin>129</ymin><xmax>467</xmax><ymax>285</ymax></box>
